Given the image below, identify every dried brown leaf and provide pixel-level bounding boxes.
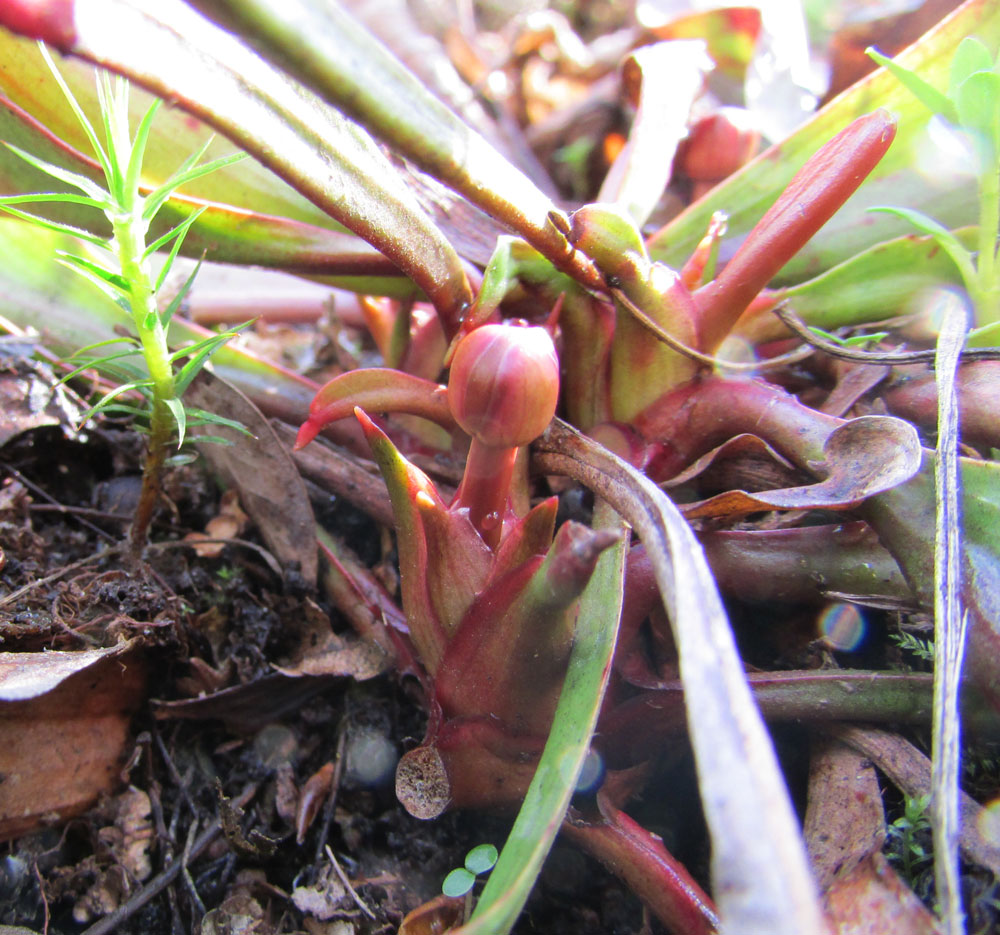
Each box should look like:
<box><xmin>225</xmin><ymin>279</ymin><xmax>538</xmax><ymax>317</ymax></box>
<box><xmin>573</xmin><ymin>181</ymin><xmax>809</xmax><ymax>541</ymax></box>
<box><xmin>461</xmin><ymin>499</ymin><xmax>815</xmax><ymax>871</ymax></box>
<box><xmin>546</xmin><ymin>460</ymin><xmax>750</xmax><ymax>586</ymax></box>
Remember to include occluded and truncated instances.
<box><xmin>0</xmin><ymin>642</ymin><xmax>146</xmax><ymax>840</ymax></box>
<box><xmin>823</xmin><ymin>853</ymin><xmax>943</xmax><ymax>935</ymax></box>
<box><xmin>683</xmin><ymin>415</ymin><xmax>921</xmax><ymax>518</ymax></box>
<box><xmin>185</xmin><ymin>370</ymin><xmax>317</xmax><ymax>585</ymax></box>
<box><xmin>805</xmin><ymin>738</ymin><xmax>885</xmax><ymax>891</ymax></box>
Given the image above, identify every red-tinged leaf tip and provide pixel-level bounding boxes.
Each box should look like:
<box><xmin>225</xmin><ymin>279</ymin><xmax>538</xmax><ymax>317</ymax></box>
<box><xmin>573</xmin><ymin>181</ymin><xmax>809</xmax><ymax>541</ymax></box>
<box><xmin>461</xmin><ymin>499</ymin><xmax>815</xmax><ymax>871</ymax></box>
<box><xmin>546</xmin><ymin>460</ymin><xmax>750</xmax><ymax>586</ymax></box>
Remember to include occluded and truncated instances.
<box><xmin>694</xmin><ymin>109</ymin><xmax>897</xmax><ymax>351</ymax></box>
<box><xmin>353</xmin><ymin>405</ymin><xmax>378</xmax><ymax>438</ymax></box>
<box><xmin>293</xmin><ymin>418</ymin><xmax>321</xmax><ymax>450</ymax></box>
<box><xmin>0</xmin><ymin>0</ymin><xmax>77</xmax><ymax>48</ymax></box>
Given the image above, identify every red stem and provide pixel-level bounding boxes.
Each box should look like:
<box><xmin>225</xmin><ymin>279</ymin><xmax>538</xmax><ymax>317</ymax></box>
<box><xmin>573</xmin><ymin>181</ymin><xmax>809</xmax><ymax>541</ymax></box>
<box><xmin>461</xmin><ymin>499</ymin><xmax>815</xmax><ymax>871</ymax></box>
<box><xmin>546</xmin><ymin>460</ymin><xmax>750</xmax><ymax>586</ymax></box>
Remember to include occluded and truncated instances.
<box><xmin>563</xmin><ymin>798</ymin><xmax>720</xmax><ymax>935</ymax></box>
<box><xmin>452</xmin><ymin>439</ymin><xmax>517</xmax><ymax>549</ymax></box>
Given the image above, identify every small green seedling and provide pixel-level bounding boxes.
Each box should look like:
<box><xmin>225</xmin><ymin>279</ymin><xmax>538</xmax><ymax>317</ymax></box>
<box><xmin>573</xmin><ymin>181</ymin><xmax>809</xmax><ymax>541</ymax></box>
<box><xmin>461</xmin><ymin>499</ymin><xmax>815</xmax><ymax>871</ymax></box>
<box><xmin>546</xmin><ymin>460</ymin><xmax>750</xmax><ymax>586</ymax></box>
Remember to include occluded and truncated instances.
<box><xmin>886</xmin><ymin>793</ymin><xmax>933</xmax><ymax>885</ymax></box>
<box><xmin>441</xmin><ymin>843</ymin><xmax>499</xmax><ymax>898</ymax></box>
<box><xmin>868</xmin><ymin>38</ymin><xmax>1000</xmax><ymax>343</ymax></box>
<box><xmin>0</xmin><ymin>45</ymin><xmax>249</xmax><ymax>558</ymax></box>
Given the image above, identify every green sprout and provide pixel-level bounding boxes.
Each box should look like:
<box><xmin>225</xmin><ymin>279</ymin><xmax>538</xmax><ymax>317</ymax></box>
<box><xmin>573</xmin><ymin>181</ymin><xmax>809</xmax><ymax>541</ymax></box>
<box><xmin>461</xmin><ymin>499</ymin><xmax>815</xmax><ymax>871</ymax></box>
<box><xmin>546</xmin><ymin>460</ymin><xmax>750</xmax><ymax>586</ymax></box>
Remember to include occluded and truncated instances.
<box><xmin>868</xmin><ymin>38</ymin><xmax>1000</xmax><ymax>344</ymax></box>
<box><xmin>889</xmin><ymin>629</ymin><xmax>936</xmax><ymax>666</ymax></box>
<box><xmin>886</xmin><ymin>793</ymin><xmax>933</xmax><ymax>886</ymax></box>
<box><xmin>441</xmin><ymin>843</ymin><xmax>499</xmax><ymax>898</ymax></box>
<box><xmin>0</xmin><ymin>45</ymin><xmax>249</xmax><ymax>560</ymax></box>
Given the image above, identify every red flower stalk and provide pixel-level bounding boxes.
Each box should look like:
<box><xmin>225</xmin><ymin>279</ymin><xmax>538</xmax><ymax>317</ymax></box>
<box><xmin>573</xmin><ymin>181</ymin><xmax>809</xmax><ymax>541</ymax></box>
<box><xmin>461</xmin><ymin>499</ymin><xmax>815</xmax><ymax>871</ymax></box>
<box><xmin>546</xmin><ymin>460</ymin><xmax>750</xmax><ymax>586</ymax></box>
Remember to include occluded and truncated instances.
<box><xmin>448</xmin><ymin>322</ymin><xmax>559</xmax><ymax>548</ymax></box>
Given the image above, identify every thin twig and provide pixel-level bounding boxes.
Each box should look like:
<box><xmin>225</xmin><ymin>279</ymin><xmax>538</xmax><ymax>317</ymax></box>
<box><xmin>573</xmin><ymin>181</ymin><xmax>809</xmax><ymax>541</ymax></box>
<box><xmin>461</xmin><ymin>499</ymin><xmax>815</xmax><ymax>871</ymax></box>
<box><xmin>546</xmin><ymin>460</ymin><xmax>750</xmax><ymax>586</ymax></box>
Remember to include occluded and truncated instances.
<box><xmin>325</xmin><ymin>845</ymin><xmax>376</xmax><ymax>921</ymax></box>
<box><xmin>0</xmin><ymin>549</ymin><xmax>116</xmax><ymax>608</ymax></box>
<box><xmin>181</xmin><ymin>819</ymin><xmax>207</xmax><ymax>920</ymax></box>
<box><xmin>312</xmin><ymin>730</ymin><xmax>347</xmax><ymax>870</ymax></box>
<box><xmin>79</xmin><ymin>784</ymin><xmax>258</xmax><ymax>935</ymax></box>
<box><xmin>2</xmin><ymin>463</ymin><xmax>120</xmax><ymax>542</ymax></box>
<box><xmin>611</xmin><ymin>287</ymin><xmax>814</xmax><ymax>371</ymax></box>
<box><xmin>80</xmin><ymin>818</ymin><xmax>221</xmax><ymax>935</ymax></box>
<box><xmin>774</xmin><ymin>304</ymin><xmax>1000</xmax><ymax>364</ymax></box>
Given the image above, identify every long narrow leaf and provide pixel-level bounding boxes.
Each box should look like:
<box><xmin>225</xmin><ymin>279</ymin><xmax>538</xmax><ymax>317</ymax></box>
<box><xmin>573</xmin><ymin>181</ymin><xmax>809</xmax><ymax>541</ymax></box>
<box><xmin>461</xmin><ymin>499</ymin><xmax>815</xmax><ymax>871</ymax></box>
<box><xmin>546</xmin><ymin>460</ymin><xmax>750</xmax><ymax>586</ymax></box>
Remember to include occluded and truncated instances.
<box><xmin>0</xmin><ymin>204</ymin><xmax>108</xmax><ymax>247</ymax></box>
<box><xmin>0</xmin><ymin>191</ymin><xmax>104</xmax><ymax>210</ymax></box>
<box><xmin>68</xmin><ymin>336</ymin><xmax>139</xmax><ymax>356</ymax></box>
<box><xmin>124</xmin><ymin>97</ymin><xmax>162</xmax><ymax>198</ymax></box>
<box><xmin>867</xmin><ymin>47</ymin><xmax>958</xmax><ymax>122</ymax></box>
<box><xmin>164</xmin><ymin>396</ymin><xmax>187</xmax><ymax>447</ymax></box>
<box><xmin>184</xmin><ymin>408</ymin><xmax>253</xmax><ymax>437</ymax></box>
<box><xmin>0</xmin><ymin>142</ymin><xmax>108</xmax><ymax>199</ymax></box>
<box><xmin>37</xmin><ymin>43</ymin><xmax>114</xmax><ymax>183</ymax></box>
<box><xmin>931</xmin><ymin>290</ymin><xmax>970</xmax><ymax>935</ymax></box>
<box><xmin>20</xmin><ymin>0</ymin><xmax>473</xmax><ymax>333</ymax></box>
<box><xmin>140</xmin><ymin>134</ymin><xmax>215</xmax><ymax>222</ymax></box>
<box><xmin>94</xmin><ymin>70</ymin><xmax>126</xmax><ymax>202</ymax></box>
<box><xmin>144</xmin><ymin>151</ymin><xmax>248</xmax><ymax>222</ymax></box>
<box><xmin>56</xmin><ymin>250</ymin><xmax>129</xmax><ymax>293</ymax></box>
<box><xmin>144</xmin><ymin>205</ymin><xmax>206</xmax><ymax>262</ymax></box>
<box><xmin>159</xmin><ymin>256</ymin><xmax>202</xmax><ymax>325</ymax></box>
<box><xmin>455</xmin><ymin>504</ymin><xmax>627</xmax><ymax>935</ymax></box>
<box><xmin>80</xmin><ymin>378</ymin><xmax>151</xmax><ymax>423</ymax></box>
<box><xmin>57</xmin><ymin>347</ymin><xmax>144</xmax><ymax>385</ymax></box>
<box><xmin>173</xmin><ymin>326</ymin><xmax>249</xmax><ymax>396</ymax></box>
<box><xmin>870</xmin><ymin>206</ymin><xmax>981</xmax><ymax>297</ymax></box>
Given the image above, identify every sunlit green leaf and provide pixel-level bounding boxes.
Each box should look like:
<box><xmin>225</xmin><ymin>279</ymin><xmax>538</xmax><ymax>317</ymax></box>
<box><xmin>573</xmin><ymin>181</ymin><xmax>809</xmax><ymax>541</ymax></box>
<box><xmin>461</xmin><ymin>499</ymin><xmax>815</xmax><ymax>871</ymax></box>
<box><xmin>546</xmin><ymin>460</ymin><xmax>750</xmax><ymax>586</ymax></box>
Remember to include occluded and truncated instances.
<box><xmin>165</xmin><ymin>396</ymin><xmax>187</xmax><ymax>447</ymax></box>
<box><xmin>125</xmin><ymin>97</ymin><xmax>162</xmax><ymax>199</ymax></box>
<box><xmin>949</xmin><ymin>36</ymin><xmax>994</xmax><ymax>98</ymax></box>
<box><xmin>867</xmin><ymin>46</ymin><xmax>957</xmax><ymax>122</ymax></box>
<box><xmin>144</xmin><ymin>204</ymin><xmax>205</xmax><ymax>267</ymax></box>
<box><xmin>159</xmin><ymin>256</ymin><xmax>203</xmax><ymax>324</ymax></box>
<box><xmin>56</xmin><ymin>250</ymin><xmax>130</xmax><ymax>294</ymax></box>
<box><xmin>38</xmin><ymin>43</ymin><xmax>113</xmax><ymax>184</ymax></box>
<box><xmin>868</xmin><ymin>206</ymin><xmax>979</xmax><ymax>290</ymax></box>
<box><xmin>0</xmin><ymin>189</ymin><xmax>105</xmax><ymax>210</ymax></box>
<box><xmin>0</xmin><ymin>204</ymin><xmax>108</xmax><ymax>247</ymax></box>
<box><xmin>955</xmin><ymin>69</ymin><xmax>1000</xmax><ymax>161</ymax></box>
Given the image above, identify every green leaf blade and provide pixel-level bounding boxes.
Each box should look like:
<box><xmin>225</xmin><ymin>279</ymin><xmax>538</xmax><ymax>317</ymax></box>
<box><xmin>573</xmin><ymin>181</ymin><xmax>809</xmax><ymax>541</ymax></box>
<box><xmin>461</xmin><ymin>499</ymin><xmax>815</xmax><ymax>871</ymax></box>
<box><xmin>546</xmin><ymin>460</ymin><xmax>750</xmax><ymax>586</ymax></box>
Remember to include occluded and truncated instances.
<box><xmin>867</xmin><ymin>46</ymin><xmax>958</xmax><ymax>122</ymax></box>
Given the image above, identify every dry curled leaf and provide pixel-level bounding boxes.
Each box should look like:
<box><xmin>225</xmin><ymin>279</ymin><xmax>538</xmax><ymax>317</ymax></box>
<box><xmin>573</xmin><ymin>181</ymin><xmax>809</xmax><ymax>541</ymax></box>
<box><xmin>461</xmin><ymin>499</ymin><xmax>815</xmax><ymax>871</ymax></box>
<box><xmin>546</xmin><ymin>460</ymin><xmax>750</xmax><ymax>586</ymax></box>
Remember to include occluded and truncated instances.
<box><xmin>682</xmin><ymin>415</ymin><xmax>921</xmax><ymax>518</ymax></box>
<box><xmin>398</xmin><ymin>894</ymin><xmax>464</xmax><ymax>935</ymax></box>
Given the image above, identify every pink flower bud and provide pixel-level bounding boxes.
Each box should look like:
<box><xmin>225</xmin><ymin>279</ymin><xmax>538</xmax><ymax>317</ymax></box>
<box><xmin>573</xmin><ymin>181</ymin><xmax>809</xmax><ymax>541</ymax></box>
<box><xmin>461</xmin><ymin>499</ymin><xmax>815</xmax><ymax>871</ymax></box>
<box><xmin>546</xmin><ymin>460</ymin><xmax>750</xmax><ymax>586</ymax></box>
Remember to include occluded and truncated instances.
<box><xmin>448</xmin><ymin>324</ymin><xmax>559</xmax><ymax>448</ymax></box>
